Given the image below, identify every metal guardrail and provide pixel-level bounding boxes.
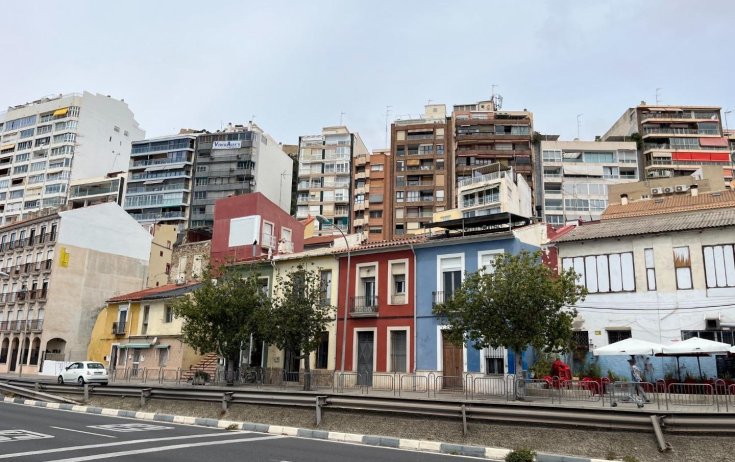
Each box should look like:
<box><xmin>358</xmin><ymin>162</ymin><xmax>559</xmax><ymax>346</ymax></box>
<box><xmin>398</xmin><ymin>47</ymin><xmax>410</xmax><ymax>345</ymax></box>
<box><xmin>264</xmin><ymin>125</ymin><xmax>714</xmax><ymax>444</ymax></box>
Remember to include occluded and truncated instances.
<box><xmin>5</xmin><ymin>378</ymin><xmax>735</xmax><ymax>434</ymax></box>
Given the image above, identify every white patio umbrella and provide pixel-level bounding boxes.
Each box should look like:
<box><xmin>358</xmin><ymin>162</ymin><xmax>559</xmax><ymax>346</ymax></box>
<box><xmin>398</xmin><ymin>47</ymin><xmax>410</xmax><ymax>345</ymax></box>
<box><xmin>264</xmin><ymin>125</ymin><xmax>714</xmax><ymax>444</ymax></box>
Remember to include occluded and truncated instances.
<box><xmin>593</xmin><ymin>338</ymin><xmax>664</xmax><ymax>356</ymax></box>
<box><xmin>661</xmin><ymin>337</ymin><xmax>731</xmax><ymax>380</ymax></box>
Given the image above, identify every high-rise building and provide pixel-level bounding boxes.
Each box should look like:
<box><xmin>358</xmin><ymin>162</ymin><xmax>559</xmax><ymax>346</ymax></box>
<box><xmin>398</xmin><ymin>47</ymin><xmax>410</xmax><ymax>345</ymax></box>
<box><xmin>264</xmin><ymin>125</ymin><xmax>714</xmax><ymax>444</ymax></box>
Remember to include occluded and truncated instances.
<box><xmin>190</xmin><ymin>123</ymin><xmax>293</xmax><ymax>230</ymax></box>
<box><xmin>67</xmin><ymin>172</ymin><xmax>126</xmax><ymax>209</ymax></box>
<box><xmin>451</xmin><ymin>99</ymin><xmax>533</xmax><ymax>195</ymax></box>
<box><xmin>0</xmin><ymin>92</ymin><xmax>144</xmax><ymax>225</ymax></box>
<box><xmin>538</xmin><ymin>140</ymin><xmax>639</xmax><ymax>225</ymax></box>
<box><xmin>603</xmin><ymin>104</ymin><xmax>732</xmax><ymax>185</ymax></box>
<box><xmin>296</xmin><ymin>126</ymin><xmax>368</xmax><ymax>234</ymax></box>
<box><xmin>391</xmin><ymin>105</ymin><xmax>452</xmax><ymax>238</ymax></box>
<box><xmin>124</xmin><ymin>134</ymin><xmax>197</xmax><ymax>230</ymax></box>
<box><xmin>353</xmin><ymin>148</ymin><xmax>392</xmax><ymax>242</ymax></box>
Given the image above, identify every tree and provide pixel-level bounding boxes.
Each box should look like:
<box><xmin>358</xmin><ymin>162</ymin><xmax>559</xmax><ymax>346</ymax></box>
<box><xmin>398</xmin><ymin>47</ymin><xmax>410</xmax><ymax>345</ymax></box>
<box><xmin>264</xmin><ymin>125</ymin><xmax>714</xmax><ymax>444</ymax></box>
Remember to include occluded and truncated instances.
<box><xmin>432</xmin><ymin>250</ymin><xmax>587</xmax><ymax>393</ymax></box>
<box><xmin>172</xmin><ymin>267</ymin><xmax>269</xmax><ymax>385</ymax></box>
<box><xmin>260</xmin><ymin>263</ymin><xmax>333</xmax><ymax>391</ymax></box>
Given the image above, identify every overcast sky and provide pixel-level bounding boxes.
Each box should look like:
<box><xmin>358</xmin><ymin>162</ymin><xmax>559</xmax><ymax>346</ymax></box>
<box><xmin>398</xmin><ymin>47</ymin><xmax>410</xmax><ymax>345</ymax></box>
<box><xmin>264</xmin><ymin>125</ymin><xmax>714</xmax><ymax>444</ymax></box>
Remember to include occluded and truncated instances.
<box><xmin>2</xmin><ymin>1</ymin><xmax>733</xmax><ymax>149</ymax></box>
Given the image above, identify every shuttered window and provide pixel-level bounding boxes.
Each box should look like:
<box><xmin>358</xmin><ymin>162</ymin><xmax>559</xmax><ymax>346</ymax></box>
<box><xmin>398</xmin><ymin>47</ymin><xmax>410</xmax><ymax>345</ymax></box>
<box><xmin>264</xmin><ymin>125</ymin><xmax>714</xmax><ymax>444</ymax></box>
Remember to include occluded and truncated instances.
<box><xmin>562</xmin><ymin>252</ymin><xmax>635</xmax><ymax>293</ymax></box>
<box><xmin>703</xmin><ymin>244</ymin><xmax>735</xmax><ymax>288</ymax></box>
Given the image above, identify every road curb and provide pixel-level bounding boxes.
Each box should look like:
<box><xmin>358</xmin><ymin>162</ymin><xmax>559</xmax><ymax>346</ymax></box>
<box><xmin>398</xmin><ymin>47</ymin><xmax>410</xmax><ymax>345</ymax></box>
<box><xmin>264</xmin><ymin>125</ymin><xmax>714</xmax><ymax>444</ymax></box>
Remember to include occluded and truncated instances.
<box><xmin>3</xmin><ymin>396</ymin><xmax>617</xmax><ymax>461</ymax></box>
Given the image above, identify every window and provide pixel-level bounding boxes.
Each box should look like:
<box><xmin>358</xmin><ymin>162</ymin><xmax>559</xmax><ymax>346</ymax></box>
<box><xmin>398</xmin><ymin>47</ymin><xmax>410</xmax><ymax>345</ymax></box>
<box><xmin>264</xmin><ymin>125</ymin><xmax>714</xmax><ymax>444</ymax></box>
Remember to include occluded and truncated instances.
<box><xmin>370</xmin><ymin>164</ymin><xmax>384</xmax><ymax>171</ymax></box>
<box><xmin>438</xmin><ymin>255</ymin><xmax>463</xmax><ymax>303</ymax></box>
<box><xmin>315</xmin><ymin>332</ymin><xmax>329</xmax><ymax>369</ymax></box>
<box><xmin>389</xmin><ymin>330</ymin><xmax>408</xmax><ymax>373</ymax></box>
<box><xmin>673</xmin><ymin>246</ymin><xmax>693</xmax><ymax>290</ymax></box>
<box><xmin>542</xmin><ymin>150</ymin><xmax>562</xmax><ymax>162</ymax></box>
<box><xmin>479</xmin><ymin>250</ymin><xmax>503</xmax><ymax>274</ymax></box>
<box><xmin>141</xmin><ymin>305</ymin><xmax>150</xmax><ymax>335</ymax></box>
<box><xmin>644</xmin><ymin>248</ymin><xmax>656</xmax><ymax>291</ymax></box>
<box><xmin>158</xmin><ymin>347</ymin><xmax>169</xmax><ymax>367</ymax></box>
<box><xmin>607</xmin><ymin>329</ymin><xmax>632</xmax><ymax>344</ymax></box>
<box><xmin>164</xmin><ymin>305</ymin><xmax>174</xmax><ymax>323</ymax></box>
<box><xmin>703</xmin><ymin>244</ymin><xmax>735</xmax><ymax>288</ymax></box>
<box><xmin>389</xmin><ymin>261</ymin><xmax>407</xmax><ymax>305</ymax></box>
<box><xmin>357</xmin><ymin>264</ymin><xmax>377</xmax><ymax>308</ymax></box>
<box><xmin>572</xmin><ymin>330</ymin><xmax>590</xmax><ymax>354</ymax></box>
<box><xmin>320</xmin><ymin>270</ymin><xmax>332</xmax><ymax>306</ymax></box>
<box><xmin>193</xmin><ymin>191</ymin><xmax>206</xmax><ymax>200</ymax></box>
<box><xmin>561</xmin><ymin>252</ymin><xmax>635</xmax><ymax>293</ymax></box>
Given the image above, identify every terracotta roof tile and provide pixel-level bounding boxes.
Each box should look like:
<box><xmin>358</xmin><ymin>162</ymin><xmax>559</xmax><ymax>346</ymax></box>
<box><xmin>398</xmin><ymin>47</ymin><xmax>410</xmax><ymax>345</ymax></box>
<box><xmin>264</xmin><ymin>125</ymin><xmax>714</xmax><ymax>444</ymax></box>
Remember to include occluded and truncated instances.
<box><xmin>107</xmin><ymin>282</ymin><xmax>200</xmax><ymax>303</ymax></box>
<box><xmin>602</xmin><ymin>190</ymin><xmax>735</xmax><ymax>220</ymax></box>
<box><xmin>554</xmin><ymin>208</ymin><xmax>735</xmax><ymax>243</ymax></box>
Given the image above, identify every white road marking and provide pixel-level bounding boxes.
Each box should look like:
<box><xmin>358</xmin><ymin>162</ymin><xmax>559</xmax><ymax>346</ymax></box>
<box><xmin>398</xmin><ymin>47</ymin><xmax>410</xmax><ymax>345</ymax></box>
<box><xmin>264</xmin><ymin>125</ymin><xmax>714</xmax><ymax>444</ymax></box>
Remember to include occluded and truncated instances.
<box><xmin>42</xmin><ymin>435</ymin><xmax>283</xmax><ymax>461</ymax></box>
<box><xmin>50</xmin><ymin>427</ymin><xmax>116</xmax><ymax>439</ymax></box>
<box><xmin>0</xmin><ymin>429</ymin><xmax>54</xmax><ymax>442</ymax></box>
<box><xmin>87</xmin><ymin>423</ymin><xmax>172</xmax><ymax>433</ymax></box>
<box><xmin>0</xmin><ymin>431</ymin><xmax>252</xmax><ymax>459</ymax></box>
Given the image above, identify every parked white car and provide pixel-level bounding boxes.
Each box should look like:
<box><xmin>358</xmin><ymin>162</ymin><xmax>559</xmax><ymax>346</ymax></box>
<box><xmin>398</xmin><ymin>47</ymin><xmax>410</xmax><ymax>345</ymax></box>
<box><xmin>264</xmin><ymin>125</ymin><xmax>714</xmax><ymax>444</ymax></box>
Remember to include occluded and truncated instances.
<box><xmin>57</xmin><ymin>361</ymin><xmax>109</xmax><ymax>386</ymax></box>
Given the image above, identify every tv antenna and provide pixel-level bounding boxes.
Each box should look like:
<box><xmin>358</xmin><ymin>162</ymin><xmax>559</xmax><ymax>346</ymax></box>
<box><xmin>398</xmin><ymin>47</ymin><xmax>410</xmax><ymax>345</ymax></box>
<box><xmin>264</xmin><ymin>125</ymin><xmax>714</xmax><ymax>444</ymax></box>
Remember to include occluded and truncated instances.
<box><xmin>384</xmin><ymin>105</ymin><xmax>393</xmax><ymax>148</ymax></box>
<box><xmin>577</xmin><ymin>114</ymin><xmax>583</xmax><ymax>139</ymax></box>
<box><xmin>655</xmin><ymin>88</ymin><xmax>662</xmax><ymax>105</ymax></box>
<box><xmin>490</xmin><ymin>84</ymin><xmax>503</xmax><ymax>111</ymax></box>
<box><xmin>340</xmin><ymin>112</ymin><xmax>346</xmax><ymax>125</ymax></box>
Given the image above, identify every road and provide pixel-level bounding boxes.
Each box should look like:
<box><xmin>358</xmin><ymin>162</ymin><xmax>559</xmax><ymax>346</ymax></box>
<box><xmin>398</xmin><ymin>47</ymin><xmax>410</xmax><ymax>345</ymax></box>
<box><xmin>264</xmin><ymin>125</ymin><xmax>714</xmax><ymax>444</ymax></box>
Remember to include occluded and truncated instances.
<box><xmin>0</xmin><ymin>401</ymin><xmax>486</xmax><ymax>461</ymax></box>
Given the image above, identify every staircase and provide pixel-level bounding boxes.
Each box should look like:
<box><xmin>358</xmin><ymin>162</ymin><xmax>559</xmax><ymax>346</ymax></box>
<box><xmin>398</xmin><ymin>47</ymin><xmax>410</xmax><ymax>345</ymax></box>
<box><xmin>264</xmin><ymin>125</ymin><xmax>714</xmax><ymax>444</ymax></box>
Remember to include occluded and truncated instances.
<box><xmin>182</xmin><ymin>353</ymin><xmax>220</xmax><ymax>382</ymax></box>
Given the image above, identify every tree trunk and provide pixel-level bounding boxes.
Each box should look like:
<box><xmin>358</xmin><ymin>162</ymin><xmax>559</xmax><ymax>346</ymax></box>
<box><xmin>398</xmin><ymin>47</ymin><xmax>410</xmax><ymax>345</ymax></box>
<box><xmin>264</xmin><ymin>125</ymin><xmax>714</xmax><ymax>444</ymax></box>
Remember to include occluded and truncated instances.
<box><xmin>303</xmin><ymin>350</ymin><xmax>311</xmax><ymax>391</ymax></box>
<box><xmin>514</xmin><ymin>347</ymin><xmax>525</xmax><ymax>401</ymax></box>
<box><xmin>225</xmin><ymin>354</ymin><xmax>237</xmax><ymax>386</ymax></box>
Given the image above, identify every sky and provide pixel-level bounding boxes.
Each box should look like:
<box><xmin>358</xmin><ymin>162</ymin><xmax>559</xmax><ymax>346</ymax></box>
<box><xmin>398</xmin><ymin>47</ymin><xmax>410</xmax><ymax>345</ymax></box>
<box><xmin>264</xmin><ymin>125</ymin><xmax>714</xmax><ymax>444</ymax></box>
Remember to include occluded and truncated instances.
<box><xmin>1</xmin><ymin>1</ymin><xmax>733</xmax><ymax>150</ymax></box>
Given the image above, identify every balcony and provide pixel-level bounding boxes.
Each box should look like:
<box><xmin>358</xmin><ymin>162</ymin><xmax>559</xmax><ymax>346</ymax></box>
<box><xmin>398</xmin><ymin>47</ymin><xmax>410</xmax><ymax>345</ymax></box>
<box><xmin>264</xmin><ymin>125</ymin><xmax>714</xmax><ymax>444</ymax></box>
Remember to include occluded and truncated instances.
<box><xmin>642</xmin><ymin>142</ymin><xmax>729</xmax><ymax>153</ymax></box>
<box><xmin>111</xmin><ymin>321</ymin><xmax>126</xmax><ymax>335</ymax></box>
<box><xmin>129</xmin><ymin>211</ymin><xmax>186</xmax><ymax>222</ymax></box>
<box><xmin>640</xmin><ymin>111</ymin><xmax>719</xmax><ymax>123</ymax></box>
<box><xmin>350</xmin><ymin>295</ymin><xmax>379</xmax><ymax>317</ymax></box>
<box><xmin>130</xmin><ymin>157</ymin><xmax>191</xmax><ymax>168</ymax></box>
<box><xmin>432</xmin><ymin>291</ymin><xmax>454</xmax><ymax>306</ymax></box>
<box><xmin>28</xmin><ymin>319</ymin><xmax>43</xmax><ymax>332</ymax></box>
<box><xmin>261</xmin><ymin>233</ymin><xmax>277</xmax><ymax>248</ymax></box>
<box><xmin>642</xmin><ymin>127</ymin><xmax>720</xmax><ymax>137</ymax></box>
<box><xmin>462</xmin><ymin>194</ymin><xmax>500</xmax><ymax>209</ymax></box>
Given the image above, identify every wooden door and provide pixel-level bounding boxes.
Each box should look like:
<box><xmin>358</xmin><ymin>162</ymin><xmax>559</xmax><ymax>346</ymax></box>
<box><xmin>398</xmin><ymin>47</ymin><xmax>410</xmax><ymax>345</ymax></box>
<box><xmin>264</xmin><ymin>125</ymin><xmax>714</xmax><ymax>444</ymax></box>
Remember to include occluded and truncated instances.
<box><xmin>442</xmin><ymin>331</ymin><xmax>463</xmax><ymax>389</ymax></box>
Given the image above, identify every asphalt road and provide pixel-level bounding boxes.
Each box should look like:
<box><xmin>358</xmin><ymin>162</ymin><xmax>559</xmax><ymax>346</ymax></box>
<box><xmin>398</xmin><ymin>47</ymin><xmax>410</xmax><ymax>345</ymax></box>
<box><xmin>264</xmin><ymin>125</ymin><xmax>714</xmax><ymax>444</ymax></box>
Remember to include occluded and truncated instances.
<box><xmin>0</xmin><ymin>401</ymin><xmax>485</xmax><ymax>461</ymax></box>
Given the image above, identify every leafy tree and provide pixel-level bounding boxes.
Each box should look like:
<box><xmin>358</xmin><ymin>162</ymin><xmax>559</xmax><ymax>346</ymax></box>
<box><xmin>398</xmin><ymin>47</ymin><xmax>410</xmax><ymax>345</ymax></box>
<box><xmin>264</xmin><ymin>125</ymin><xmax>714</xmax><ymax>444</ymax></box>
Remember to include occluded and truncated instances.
<box><xmin>260</xmin><ymin>263</ymin><xmax>333</xmax><ymax>391</ymax></box>
<box><xmin>433</xmin><ymin>250</ymin><xmax>586</xmax><ymax>393</ymax></box>
<box><xmin>171</xmin><ymin>267</ymin><xmax>269</xmax><ymax>385</ymax></box>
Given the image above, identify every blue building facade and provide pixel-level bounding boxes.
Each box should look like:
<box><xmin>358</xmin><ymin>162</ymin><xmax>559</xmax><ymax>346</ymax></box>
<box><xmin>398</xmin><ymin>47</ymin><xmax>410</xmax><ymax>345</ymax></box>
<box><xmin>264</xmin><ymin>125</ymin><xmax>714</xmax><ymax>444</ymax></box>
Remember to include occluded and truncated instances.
<box><xmin>413</xmin><ymin>226</ymin><xmax>542</xmax><ymax>375</ymax></box>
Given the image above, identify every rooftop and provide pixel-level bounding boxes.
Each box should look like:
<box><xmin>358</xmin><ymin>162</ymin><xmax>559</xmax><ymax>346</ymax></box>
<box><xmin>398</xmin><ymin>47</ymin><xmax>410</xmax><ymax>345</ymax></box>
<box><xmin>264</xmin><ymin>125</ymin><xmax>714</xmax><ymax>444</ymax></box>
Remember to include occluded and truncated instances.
<box><xmin>107</xmin><ymin>282</ymin><xmax>200</xmax><ymax>303</ymax></box>
<box><xmin>602</xmin><ymin>190</ymin><xmax>735</xmax><ymax>220</ymax></box>
<box><xmin>553</xmin><ymin>208</ymin><xmax>735</xmax><ymax>243</ymax></box>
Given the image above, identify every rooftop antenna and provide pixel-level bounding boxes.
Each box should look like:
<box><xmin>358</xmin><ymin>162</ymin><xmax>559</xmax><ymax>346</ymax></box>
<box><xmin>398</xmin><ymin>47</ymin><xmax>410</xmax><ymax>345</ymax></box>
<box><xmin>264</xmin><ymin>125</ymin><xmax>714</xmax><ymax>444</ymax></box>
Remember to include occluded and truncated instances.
<box><xmin>490</xmin><ymin>84</ymin><xmax>503</xmax><ymax>111</ymax></box>
<box><xmin>576</xmin><ymin>114</ymin><xmax>583</xmax><ymax>139</ymax></box>
<box><xmin>655</xmin><ymin>88</ymin><xmax>662</xmax><ymax>105</ymax></box>
<box><xmin>340</xmin><ymin>112</ymin><xmax>346</xmax><ymax>125</ymax></box>
<box><xmin>384</xmin><ymin>105</ymin><xmax>393</xmax><ymax>148</ymax></box>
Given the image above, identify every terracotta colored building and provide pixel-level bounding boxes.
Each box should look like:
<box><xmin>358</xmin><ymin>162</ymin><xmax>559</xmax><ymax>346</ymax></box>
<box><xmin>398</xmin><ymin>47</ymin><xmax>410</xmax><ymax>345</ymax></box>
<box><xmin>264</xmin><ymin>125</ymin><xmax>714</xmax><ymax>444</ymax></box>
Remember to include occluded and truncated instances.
<box><xmin>210</xmin><ymin>192</ymin><xmax>304</xmax><ymax>268</ymax></box>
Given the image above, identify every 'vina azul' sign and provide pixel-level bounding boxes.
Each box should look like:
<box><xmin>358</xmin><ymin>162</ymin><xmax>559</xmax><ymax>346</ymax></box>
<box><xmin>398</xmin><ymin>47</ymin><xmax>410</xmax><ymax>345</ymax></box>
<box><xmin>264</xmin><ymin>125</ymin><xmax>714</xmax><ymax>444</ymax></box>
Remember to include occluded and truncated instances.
<box><xmin>212</xmin><ymin>140</ymin><xmax>242</xmax><ymax>150</ymax></box>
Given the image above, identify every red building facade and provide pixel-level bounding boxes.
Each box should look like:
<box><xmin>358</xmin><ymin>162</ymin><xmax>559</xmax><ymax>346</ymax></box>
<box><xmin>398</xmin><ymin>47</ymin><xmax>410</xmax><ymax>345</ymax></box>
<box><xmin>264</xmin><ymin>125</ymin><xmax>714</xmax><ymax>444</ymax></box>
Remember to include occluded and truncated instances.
<box><xmin>211</xmin><ymin>192</ymin><xmax>304</xmax><ymax>267</ymax></box>
<box><xmin>335</xmin><ymin>243</ymin><xmax>416</xmax><ymax>380</ymax></box>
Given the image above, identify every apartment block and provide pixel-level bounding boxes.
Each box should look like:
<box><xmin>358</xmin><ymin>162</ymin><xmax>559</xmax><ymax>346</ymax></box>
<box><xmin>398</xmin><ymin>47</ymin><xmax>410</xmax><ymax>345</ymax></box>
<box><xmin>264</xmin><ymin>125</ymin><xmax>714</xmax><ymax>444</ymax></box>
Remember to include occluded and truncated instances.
<box><xmin>353</xmin><ymin>148</ymin><xmax>392</xmax><ymax>242</ymax></box>
<box><xmin>391</xmin><ymin>105</ymin><xmax>452</xmax><ymax>237</ymax></box>
<box><xmin>0</xmin><ymin>92</ymin><xmax>144</xmax><ymax>225</ymax></box>
<box><xmin>452</xmin><ymin>100</ymin><xmax>533</xmax><ymax>193</ymax></box>
<box><xmin>296</xmin><ymin>126</ymin><xmax>368</xmax><ymax>234</ymax></box>
<box><xmin>539</xmin><ymin>140</ymin><xmax>639</xmax><ymax>225</ymax></box>
<box><xmin>191</xmin><ymin>123</ymin><xmax>293</xmax><ymax>230</ymax></box>
<box><xmin>0</xmin><ymin>203</ymin><xmax>151</xmax><ymax>375</ymax></box>
<box><xmin>68</xmin><ymin>172</ymin><xmax>126</xmax><ymax>209</ymax></box>
<box><xmin>603</xmin><ymin>104</ymin><xmax>732</xmax><ymax>184</ymax></box>
<box><xmin>124</xmin><ymin>134</ymin><xmax>196</xmax><ymax>230</ymax></box>
<box><xmin>432</xmin><ymin>164</ymin><xmax>532</xmax><ymax>224</ymax></box>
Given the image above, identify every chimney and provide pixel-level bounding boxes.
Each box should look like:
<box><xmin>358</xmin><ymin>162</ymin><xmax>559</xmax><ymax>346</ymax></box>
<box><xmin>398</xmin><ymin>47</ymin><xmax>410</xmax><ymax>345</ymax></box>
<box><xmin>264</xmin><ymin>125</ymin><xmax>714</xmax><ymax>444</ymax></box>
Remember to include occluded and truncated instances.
<box><xmin>691</xmin><ymin>184</ymin><xmax>699</xmax><ymax>197</ymax></box>
<box><xmin>620</xmin><ymin>194</ymin><xmax>629</xmax><ymax>206</ymax></box>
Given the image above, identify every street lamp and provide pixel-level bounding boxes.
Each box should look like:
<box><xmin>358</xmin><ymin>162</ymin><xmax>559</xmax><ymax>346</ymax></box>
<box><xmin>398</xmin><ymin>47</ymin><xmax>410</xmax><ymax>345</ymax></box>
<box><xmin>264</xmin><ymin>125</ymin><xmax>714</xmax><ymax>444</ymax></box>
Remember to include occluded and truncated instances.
<box><xmin>315</xmin><ymin>214</ymin><xmax>350</xmax><ymax>373</ymax></box>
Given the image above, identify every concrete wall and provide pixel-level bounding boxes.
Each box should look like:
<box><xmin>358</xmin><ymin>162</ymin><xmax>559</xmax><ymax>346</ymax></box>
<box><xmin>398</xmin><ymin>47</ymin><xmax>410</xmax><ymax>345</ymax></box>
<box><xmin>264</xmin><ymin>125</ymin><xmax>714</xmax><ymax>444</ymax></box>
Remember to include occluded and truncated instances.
<box><xmin>146</xmin><ymin>224</ymin><xmax>177</xmax><ymax>288</ymax></box>
<box><xmin>169</xmin><ymin>240</ymin><xmax>211</xmax><ymax>283</ymax></box>
<box><xmin>254</xmin><ymin>132</ymin><xmax>294</xmax><ymax>213</ymax></box>
<box><xmin>557</xmin><ymin>227</ymin><xmax>735</xmax><ymax>380</ymax></box>
<box><xmin>72</xmin><ymin>92</ymin><xmax>145</xmax><ymax>180</ymax></box>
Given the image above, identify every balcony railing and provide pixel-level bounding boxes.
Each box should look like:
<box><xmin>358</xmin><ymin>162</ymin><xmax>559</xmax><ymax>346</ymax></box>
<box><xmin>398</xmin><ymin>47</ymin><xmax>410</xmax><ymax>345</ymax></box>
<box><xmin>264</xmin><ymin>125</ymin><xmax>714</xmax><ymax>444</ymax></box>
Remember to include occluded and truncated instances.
<box><xmin>350</xmin><ymin>295</ymin><xmax>379</xmax><ymax>316</ymax></box>
<box><xmin>432</xmin><ymin>291</ymin><xmax>454</xmax><ymax>306</ymax></box>
<box><xmin>112</xmin><ymin>321</ymin><xmax>126</xmax><ymax>335</ymax></box>
<box><xmin>642</xmin><ymin>127</ymin><xmax>720</xmax><ymax>136</ymax></box>
<box><xmin>643</xmin><ymin>142</ymin><xmax>728</xmax><ymax>152</ymax></box>
<box><xmin>640</xmin><ymin>111</ymin><xmax>719</xmax><ymax>121</ymax></box>
<box><xmin>462</xmin><ymin>194</ymin><xmax>500</xmax><ymax>208</ymax></box>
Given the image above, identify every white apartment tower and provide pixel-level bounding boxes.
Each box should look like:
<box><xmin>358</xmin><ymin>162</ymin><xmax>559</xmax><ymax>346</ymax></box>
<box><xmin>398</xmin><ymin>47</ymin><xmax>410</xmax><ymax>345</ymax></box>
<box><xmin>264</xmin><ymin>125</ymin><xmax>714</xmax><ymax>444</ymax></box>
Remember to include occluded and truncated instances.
<box><xmin>296</xmin><ymin>126</ymin><xmax>369</xmax><ymax>233</ymax></box>
<box><xmin>0</xmin><ymin>92</ymin><xmax>144</xmax><ymax>225</ymax></box>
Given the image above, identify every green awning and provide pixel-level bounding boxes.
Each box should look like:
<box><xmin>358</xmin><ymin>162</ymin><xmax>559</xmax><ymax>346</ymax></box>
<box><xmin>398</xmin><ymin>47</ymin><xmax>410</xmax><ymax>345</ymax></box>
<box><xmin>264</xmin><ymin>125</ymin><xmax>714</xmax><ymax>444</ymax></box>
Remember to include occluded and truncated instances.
<box><xmin>154</xmin><ymin>344</ymin><xmax>170</xmax><ymax>349</ymax></box>
<box><xmin>119</xmin><ymin>343</ymin><xmax>151</xmax><ymax>349</ymax></box>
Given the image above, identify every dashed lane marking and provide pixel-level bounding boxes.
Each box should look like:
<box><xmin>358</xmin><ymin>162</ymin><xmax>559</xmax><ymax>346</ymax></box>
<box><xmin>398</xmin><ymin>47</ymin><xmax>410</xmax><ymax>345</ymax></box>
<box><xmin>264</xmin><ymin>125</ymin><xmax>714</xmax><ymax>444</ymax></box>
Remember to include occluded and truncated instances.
<box><xmin>86</xmin><ymin>423</ymin><xmax>173</xmax><ymax>433</ymax></box>
<box><xmin>50</xmin><ymin>427</ymin><xmax>117</xmax><ymax>438</ymax></box>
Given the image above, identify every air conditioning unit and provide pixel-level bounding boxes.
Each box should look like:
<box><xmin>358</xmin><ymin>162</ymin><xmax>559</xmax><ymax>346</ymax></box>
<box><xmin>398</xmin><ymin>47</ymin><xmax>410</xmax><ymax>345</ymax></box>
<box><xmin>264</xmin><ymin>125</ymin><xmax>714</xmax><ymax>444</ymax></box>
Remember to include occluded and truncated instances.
<box><xmin>663</xmin><ymin>186</ymin><xmax>674</xmax><ymax>194</ymax></box>
<box><xmin>675</xmin><ymin>184</ymin><xmax>689</xmax><ymax>192</ymax></box>
<box><xmin>706</xmin><ymin>318</ymin><xmax>720</xmax><ymax>330</ymax></box>
<box><xmin>651</xmin><ymin>187</ymin><xmax>663</xmax><ymax>195</ymax></box>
